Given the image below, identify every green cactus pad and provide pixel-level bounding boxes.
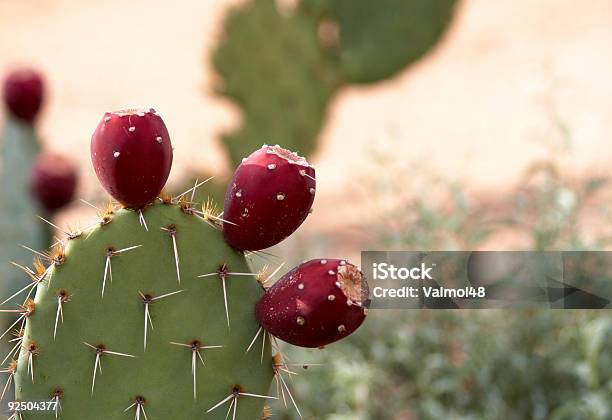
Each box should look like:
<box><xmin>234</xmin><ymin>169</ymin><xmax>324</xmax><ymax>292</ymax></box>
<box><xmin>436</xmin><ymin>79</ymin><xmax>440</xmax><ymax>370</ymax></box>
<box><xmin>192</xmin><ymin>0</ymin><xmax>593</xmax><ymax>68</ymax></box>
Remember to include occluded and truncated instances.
<box><xmin>13</xmin><ymin>202</ymin><xmax>273</xmax><ymax>419</ymax></box>
<box><xmin>213</xmin><ymin>0</ymin><xmax>337</xmax><ymax>167</ymax></box>
<box><xmin>302</xmin><ymin>0</ymin><xmax>457</xmax><ymax>84</ymax></box>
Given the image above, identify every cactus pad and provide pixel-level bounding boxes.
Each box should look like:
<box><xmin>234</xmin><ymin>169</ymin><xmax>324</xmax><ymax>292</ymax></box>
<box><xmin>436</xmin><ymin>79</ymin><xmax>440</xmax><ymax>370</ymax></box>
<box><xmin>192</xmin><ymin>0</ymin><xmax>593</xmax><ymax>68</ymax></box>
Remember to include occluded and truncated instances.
<box><xmin>13</xmin><ymin>202</ymin><xmax>273</xmax><ymax>419</ymax></box>
<box><xmin>212</xmin><ymin>0</ymin><xmax>337</xmax><ymax>167</ymax></box>
<box><xmin>302</xmin><ymin>0</ymin><xmax>457</xmax><ymax>84</ymax></box>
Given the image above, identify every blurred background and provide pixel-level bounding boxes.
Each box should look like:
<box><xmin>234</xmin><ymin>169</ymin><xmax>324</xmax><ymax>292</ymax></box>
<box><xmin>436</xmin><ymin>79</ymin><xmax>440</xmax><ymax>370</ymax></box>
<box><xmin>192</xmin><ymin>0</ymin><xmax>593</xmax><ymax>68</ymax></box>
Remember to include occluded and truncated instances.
<box><xmin>0</xmin><ymin>0</ymin><xmax>611</xmax><ymax>419</ymax></box>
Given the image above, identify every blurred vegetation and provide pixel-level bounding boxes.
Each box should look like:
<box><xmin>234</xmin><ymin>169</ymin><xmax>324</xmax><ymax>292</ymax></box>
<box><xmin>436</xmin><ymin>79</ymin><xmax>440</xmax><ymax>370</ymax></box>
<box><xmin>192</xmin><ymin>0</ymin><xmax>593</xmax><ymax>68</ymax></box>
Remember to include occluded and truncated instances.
<box><xmin>268</xmin><ymin>125</ymin><xmax>611</xmax><ymax>418</ymax></box>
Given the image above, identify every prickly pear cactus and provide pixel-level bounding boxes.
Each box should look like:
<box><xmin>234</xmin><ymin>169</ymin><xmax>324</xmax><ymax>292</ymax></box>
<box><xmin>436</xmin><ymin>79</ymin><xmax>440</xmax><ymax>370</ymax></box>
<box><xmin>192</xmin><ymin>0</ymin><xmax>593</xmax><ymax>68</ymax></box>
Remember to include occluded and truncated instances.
<box><xmin>213</xmin><ymin>0</ymin><xmax>337</xmax><ymax>167</ymax></box>
<box><xmin>301</xmin><ymin>0</ymin><xmax>457</xmax><ymax>84</ymax></box>
<box><xmin>4</xmin><ymin>106</ymin><xmax>369</xmax><ymax>419</ymax></box>
<box><xmin>12</xmin><ymin>203</ymin><xmax>273</xmax><ymax>418</ymax></box>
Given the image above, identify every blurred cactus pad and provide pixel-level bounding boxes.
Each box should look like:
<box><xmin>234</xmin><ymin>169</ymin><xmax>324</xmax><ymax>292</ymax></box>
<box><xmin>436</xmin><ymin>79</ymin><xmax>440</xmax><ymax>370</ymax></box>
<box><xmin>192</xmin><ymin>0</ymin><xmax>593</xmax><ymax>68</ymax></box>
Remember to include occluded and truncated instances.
<box><xmin>301</xmin><ymin>0</ymin><xmax>457</xmax><ymax>83</ymax></box>
<box><xmin>212</xmin><ymin>0</ymin><xmax>456</xmax><ymax>167</ymax></box>
<box><xmin>0</xmin><ymin>118</ymin><xmax>47</xmax><ymax>301</ymax></box>
<box><xmin>213</xmin><ymin>0</ymin><xmax>337</xmax><ymax>167</ymax></box>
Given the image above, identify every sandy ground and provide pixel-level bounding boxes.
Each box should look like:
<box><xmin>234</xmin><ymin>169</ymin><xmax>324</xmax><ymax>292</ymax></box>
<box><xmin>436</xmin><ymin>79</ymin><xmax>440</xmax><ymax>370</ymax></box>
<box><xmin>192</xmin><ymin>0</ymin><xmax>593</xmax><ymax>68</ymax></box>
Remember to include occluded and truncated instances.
<box><xmin>1</xmin><ymin>0</ymin><xmax>611</xmax><ymax>255</ymax></box>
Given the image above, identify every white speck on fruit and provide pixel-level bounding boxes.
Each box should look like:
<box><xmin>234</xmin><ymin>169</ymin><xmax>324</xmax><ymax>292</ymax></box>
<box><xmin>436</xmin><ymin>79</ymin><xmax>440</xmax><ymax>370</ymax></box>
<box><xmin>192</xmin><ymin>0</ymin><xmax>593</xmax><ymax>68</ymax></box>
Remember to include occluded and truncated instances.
<box><xmin>267</xmin><ymin>164</ymin><xmax>276</xmax><ymax>170</ymax></box>
<box><xmin>235</xmin><ymin>190</ymin><xmax>242</xmax><ymax>198</ymax></box>
<box><xmin>320</xmin><ymin>259</ymin><xmax>327</xmax><ymax>264</ymax></box>
<box><xmin>155</xmin><ymin>136</ymin><xmax>163</xmax><ymax>143</ymax></box>
<box><xmin>328</xmin><ymin>270</ymin><xmax>335</xmax><ymax>275</ymax></box>
<box><xmin>309</xmin><ymin>188</ymin><xmax>315</xmax><ymax>194</ymax></box>
<box><xmin>276</xmin><ymin>193</ymin><xmax>285</xmax><ymax>201</ymax></box>
<box><xmin>113</xmin><ymin>151</ymin><xmax>120</xmax><ymax>158</ymax></box>
<box><xmin>328</xmin><ymin>294</ymin><xmax>335</xmax><ymax>301</ymax></box>
<box><xmin>298</xmin><ymin>283</ymin><xmax>304</xmax><ymax>290</ymax></box>
<box><xmin>128</xmin><ymin>126</ymin><xmax>136</xmax><ymax>132</ymax></box>
<box><xmin>338</xmin><ymin>325</ymin><xmax>346</xmax><ymax>333</ymax></box>
<box><xmin>296</xmin><ymin>316</ymin><xmax>305</xmax><ymax>326</ymax></box>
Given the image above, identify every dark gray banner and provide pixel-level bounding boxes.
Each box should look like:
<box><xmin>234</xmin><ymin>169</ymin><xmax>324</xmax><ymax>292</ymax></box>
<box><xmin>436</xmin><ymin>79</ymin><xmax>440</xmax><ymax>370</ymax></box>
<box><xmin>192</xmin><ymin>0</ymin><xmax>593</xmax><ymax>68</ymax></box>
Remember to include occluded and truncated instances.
<box><xmin>362</xmin><ymin>251</ymin><xmax>612</xmax><ymax>309</ymax></box>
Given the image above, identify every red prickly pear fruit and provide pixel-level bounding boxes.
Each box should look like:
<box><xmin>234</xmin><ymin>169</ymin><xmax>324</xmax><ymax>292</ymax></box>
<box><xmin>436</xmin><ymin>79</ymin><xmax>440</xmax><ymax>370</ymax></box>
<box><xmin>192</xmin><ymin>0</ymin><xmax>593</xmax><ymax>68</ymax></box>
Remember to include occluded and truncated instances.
<box><xmin>29</xmin><ymin>153</ymin><xmax>78</xmax><ymax>212</ymax></box>
<box><xmin>223</xmin><ymin>145</ymin><xmax>315</xmax><ymax>250</ymax></box>
<box><xmin>256</xmin><ymin>259</ymin><xmax>369</xmax><ymax>348</ymax></box>
<box><xmin>91</xmin><ymin>108</ymin><xmax>173</xmax><ymax>209</ymax></box>
<box><xmin>2</xmin><ymin>68</ymin><xmax>45</xmax><ymax>122</ymax></box>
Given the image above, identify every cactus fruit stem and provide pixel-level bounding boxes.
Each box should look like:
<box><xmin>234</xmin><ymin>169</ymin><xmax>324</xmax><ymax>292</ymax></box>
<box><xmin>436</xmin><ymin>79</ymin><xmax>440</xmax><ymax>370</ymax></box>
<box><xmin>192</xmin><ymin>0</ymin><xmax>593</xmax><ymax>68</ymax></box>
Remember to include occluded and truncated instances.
<box><xmin>169</xmin><ymin>340</ymin><xmax>223</xmax><ymax>400</ymax></box>
<box><xmin>83</xmin><ymin>342</ymin><xmax>136</xmax><ymax>394</ymax></box>
<box><xmin>206</xmin><ymin>386</ymin><xmax>277</xmax><ymax>419</ymax></box>
<box><xmin>139</xmin><ymin>289</ymin><xmax>183</xmax><ymax>350</ymax></box>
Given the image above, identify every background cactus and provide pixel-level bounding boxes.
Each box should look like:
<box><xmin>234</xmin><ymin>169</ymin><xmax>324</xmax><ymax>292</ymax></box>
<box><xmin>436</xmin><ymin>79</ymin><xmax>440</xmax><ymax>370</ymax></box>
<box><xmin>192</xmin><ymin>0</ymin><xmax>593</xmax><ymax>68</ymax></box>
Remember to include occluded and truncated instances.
<box><xmin>300</xmin><ymin>0</ymin><xmax>457</xmax><ymax>84</ymax></box>
<box><xmin>212</xmin><ymin>0</ymin><xmax>338</xmax><ymax>168</ymax></box>
<box><xmin>185</xmin><ymin>0</ymin><xmax>457</xmax><ymax>208</ymax></box>
<box><xmin>0</xmin><ymin>117</ymin><xmax>46</xmax><ymax>297</ymax></box>
<box><xmin>210</xmin><ymin>0</ymin><xmax>456</xmax><ymax>170</ymax></box>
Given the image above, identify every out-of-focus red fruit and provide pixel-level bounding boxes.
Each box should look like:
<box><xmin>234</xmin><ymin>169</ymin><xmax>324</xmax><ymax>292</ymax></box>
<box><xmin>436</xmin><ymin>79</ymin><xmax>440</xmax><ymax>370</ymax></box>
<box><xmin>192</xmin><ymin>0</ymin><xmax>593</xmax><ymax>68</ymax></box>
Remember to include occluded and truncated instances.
<box><xmin>90</xmin><ymin>108</ymin><xmax>173</xmax><ymax>209</ymax></box>
<box><xmin>3</xmin><ymin>68</ymin><xmax>45</xmax><ymax>122</ymax></box>
<box><xmin>30</xmin><ymin>153</ymin><xmax>78</xmax><ymax>212</ymax></box>
<box><xmin>223</xmin><ymin>145</ymin><xmax>315</xmax><ymax>251</ymax></box>
<box><xmin>256</xmin><ymin>259</ymin><xmax>369</xmax><ymax>348</ymax></box>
